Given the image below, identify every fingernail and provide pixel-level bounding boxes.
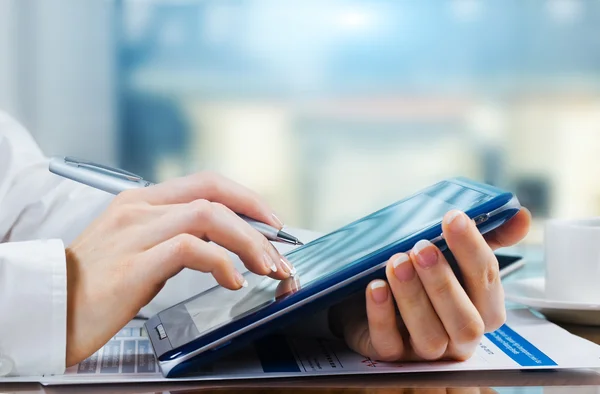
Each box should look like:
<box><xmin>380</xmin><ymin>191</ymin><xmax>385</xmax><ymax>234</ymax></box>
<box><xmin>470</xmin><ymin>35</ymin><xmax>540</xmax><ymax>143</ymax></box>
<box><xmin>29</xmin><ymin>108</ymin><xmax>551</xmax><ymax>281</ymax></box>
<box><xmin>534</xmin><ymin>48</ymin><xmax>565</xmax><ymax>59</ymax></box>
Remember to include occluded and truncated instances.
<box><xmin>413</xmin><ymin>240</ymin><xmax>438</xmax><ymax>269</ymax></box>
<box><xmin>392</xmin><ymin>253</ymin><xmax>415</xmax><ymax>282</ymax></box>
<box><xmin>446</xmin><ymin>210</ymin><xmax>467</xmax><ymax>233</ymax></box>
<box><xmin>280</xmin><ymin>257</ymin><xmax>296</xmax><ymax>276</ymax></box>
<box><xmin>235</xmin><ymin>271</ymin><xmax>249</xmax><ymax>288</ymax></box>
<box><xmin>264</xmin><ymin>253</ymin><xmax>277</xmax><ymax>272</ymax></box>
<box><xmin>278</xmin><ymin>258</ymin><xmax>290</xmax><ymax>275</ymax></box>
<box><xmin>271</xmin><ymin>213</ymin><xmax>284</xmax><ymax>228</ymax></box>
<box><xmin>370</xmin><ymin>280</ymin><xmax>389</xmax><ymax>304</ymax></box>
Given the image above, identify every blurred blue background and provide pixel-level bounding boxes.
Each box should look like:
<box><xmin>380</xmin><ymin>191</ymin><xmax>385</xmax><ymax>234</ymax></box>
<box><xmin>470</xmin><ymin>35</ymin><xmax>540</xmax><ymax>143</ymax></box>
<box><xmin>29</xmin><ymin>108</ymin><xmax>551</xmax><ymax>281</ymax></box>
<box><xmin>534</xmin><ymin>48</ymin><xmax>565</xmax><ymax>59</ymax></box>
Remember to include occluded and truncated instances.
<box><xmin>1</xmin><ymin>0</ymin><xmax>600</xmax><ymax>241</ymax></box>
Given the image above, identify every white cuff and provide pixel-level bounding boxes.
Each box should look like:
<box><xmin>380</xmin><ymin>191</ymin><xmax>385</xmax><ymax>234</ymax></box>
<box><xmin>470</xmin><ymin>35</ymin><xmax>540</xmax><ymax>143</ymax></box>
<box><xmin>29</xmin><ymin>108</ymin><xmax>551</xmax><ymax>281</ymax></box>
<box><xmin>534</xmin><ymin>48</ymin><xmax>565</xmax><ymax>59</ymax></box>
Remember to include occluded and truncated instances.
<box><xmin>0</xmin><ymin>240</ymin><xmax>67</xmax><ymax>376</ymax></box>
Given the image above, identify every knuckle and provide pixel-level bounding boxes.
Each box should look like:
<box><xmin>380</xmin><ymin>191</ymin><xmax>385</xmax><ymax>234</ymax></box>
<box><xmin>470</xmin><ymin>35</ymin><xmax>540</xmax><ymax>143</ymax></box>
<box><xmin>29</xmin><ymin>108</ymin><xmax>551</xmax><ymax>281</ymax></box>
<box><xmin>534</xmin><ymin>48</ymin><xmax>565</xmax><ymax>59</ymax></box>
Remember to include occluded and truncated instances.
<box><xmin>249</xmin><ymin>237</ymin><xmax>273</xmax><ymax>267</ymax></box>
<box><xmin>431</xmin><ymin>277</ymin><xmax>453</xmax><ymax>298</ymax></box>
<box><xmin>485</xmin><ymin>265</ymin><xmax>500</xmax><ymax>287</ymax></box>
<box><xmin>243</xmin><ymin>232</ymin><xmax>270</xmax><ymax>261</ymax></box>
<box><xmin>375</xmin><ymin>345</ymin><xmax>404</xmax><ymax>362</ymax></box>
<box><xmin>247</xmin><ymin>235</ymin><xmax>271</xmax><ymax>261</ymax></box>
<box><xmin>110</xmin><ymin>204</ymin><xmax>142</xmax><ymax>227</ymax></box>
<box><xmin>171</xmin><ymin>234</ymin><xmax>196</xmax><ymax>258</ymax></box>
<box><xmin>247</xmin><ymin>235</ymin><xmax>265</xmax><ymax>258</ymax></box>
<box><xmin>449</xmin><ymin>347</ymin><xmax>477</xmax><ymax>362</ymax></box>
<box><xmin>368</xmin><ymin>317</ymin><xmax>388</xmax><ymax>334</ymax></box>
<box><xmin>413</xmin><ymin>335</ymin><xmax>448</xmax><ymax>361</ymax></box>
<box><xmin>356</xmin><ymin>326</ymin><xmax>375</xmax><ymax>357</ymax></box>
<box><xmin>484</xmin><ymin>309</ymin><xmax>507</xmax><ymax>333</ymax></box>
<box><xmin>456</xmin><ymin>318</ymin><xmax>485</xmax><ymax>345</ymax></box>
<box><xmin>189</xmin><ymin>199</ymin><xmax>213</xmax><ymax>222</ymax></box>
<box><xmin>236</xmin><ymin>236</ymin><xmax>269</xmax><ymax>272</ymax></box>
<box><xmin>467</xmin><ymin>257</ymin><xmax>501</xmax><ymax>290</ymax></box>
<box><xmin>399</xmin><ymin>286</ymin><xmax>427</xmax><ymax>310</ymax></box>
<box><xmin>213</xmin><ymin>248</ymin><xmax>232</xmax><ymax>272</ymax></box>
<box><xmin>261</xmin><ymin>236</ymin><xmax>274</xmax><ymax>253</ymax></box>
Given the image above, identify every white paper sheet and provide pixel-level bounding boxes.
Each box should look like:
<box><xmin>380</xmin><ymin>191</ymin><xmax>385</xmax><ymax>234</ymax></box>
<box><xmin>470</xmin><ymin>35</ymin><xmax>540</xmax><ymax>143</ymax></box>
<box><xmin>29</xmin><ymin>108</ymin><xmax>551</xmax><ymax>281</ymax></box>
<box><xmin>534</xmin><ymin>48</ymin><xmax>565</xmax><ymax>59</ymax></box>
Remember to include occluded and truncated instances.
<box><xmin>3</xmin><ymin>228</ymin><xmax>600</xmax><ymax>384</ymax></box>
<box><xmin>3</xmin><ymin>308</ymin><xmax>600</xmax><ymax>385</ymax></box>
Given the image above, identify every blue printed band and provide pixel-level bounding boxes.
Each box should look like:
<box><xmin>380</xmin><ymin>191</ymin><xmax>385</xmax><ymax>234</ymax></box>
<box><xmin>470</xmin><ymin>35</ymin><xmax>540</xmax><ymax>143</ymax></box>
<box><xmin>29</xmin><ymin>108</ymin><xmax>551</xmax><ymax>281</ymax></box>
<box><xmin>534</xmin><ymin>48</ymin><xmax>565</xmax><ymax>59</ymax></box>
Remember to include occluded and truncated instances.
<box><xmin>485</xmin><ymin>324</ymin><xmax>557</xmax><ymax>367</ymax></box>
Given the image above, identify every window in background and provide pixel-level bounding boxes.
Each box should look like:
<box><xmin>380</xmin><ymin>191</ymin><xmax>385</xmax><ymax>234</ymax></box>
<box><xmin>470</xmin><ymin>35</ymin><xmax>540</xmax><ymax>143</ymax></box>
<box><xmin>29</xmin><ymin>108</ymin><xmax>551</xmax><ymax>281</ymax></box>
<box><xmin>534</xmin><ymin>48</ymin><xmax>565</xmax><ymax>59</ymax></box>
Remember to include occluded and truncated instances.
<box><xmin>115</xmin><ymin>0</ymin><xmax>600</xmax><ymax>237</ymax></box>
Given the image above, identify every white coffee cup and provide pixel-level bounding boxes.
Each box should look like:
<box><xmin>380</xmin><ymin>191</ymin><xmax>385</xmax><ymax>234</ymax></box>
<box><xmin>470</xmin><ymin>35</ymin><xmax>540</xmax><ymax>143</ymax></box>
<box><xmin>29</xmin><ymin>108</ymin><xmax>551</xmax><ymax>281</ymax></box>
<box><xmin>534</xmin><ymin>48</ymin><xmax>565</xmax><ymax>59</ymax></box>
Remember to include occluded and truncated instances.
<box><xmin>545</xmin><ymin>218</ymin><xmax>600</xmax><ymax>303</ymax></box>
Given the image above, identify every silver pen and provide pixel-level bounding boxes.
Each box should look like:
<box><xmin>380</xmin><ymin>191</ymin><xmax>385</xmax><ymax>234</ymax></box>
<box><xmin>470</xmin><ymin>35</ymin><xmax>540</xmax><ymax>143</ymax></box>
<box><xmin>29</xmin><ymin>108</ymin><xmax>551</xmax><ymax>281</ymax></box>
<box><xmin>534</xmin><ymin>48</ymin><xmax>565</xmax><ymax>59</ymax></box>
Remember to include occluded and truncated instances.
<box><xmin>49</xmin><ymin>156</ymin><xmax>303</xmax><ymax>246</ymax></box>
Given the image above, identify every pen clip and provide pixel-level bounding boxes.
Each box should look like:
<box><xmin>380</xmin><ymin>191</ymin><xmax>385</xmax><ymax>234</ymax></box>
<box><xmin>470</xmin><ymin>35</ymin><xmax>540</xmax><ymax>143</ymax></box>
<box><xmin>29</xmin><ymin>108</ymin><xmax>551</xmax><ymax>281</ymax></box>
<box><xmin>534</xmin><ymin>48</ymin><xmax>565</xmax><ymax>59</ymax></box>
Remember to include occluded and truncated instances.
<box><xmin>64</xmin><ymin>156</ymin><xmax>144</xmax><ymax>182</ymax></box>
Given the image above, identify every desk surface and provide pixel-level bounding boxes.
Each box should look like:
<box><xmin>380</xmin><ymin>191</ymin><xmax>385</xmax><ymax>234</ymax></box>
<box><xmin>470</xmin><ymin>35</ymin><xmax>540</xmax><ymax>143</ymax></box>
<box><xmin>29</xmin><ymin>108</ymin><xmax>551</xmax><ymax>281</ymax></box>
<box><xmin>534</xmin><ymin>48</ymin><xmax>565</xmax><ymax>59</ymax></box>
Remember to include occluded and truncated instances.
<box><xmin>3</xmin><ymin>370</ymin><xmax>600</xmax><ymax>394</ymax></box>
<box><xmin>3</xmin><ymin>246</ymin><xmax>600</xmax><ymax>394</ymax></box>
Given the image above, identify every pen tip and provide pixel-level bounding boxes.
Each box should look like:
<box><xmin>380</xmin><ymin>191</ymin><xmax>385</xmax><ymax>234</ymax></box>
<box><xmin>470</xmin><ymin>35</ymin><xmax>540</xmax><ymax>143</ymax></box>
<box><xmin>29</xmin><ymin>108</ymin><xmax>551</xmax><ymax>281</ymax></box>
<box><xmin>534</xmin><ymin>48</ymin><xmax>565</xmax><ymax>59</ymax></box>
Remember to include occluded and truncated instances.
<box><xmin>277</xmin><ymin>230</ymin><xmax>304</xmax><ymax>246</ymax></box>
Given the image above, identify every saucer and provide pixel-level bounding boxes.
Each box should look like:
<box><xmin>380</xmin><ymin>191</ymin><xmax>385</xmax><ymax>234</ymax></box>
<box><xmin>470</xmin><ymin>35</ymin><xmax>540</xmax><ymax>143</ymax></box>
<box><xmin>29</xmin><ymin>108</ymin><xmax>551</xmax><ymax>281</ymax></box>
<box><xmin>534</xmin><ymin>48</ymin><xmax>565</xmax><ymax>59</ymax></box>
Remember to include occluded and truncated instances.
<box><xmin>504</xmin><ymin>277</ymin><xmax>600</xmax><ymax>326</ymax></box>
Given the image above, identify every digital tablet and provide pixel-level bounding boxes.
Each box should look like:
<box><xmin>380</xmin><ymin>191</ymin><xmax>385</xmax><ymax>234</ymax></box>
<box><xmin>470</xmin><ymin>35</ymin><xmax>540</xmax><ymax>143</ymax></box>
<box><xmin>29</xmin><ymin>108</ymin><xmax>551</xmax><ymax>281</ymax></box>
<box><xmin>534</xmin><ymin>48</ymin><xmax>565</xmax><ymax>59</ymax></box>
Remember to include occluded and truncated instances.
<box><xmin>145</xmin><ymin>177</ymin><xmax>521</xmax><ymax>377</ymax></box>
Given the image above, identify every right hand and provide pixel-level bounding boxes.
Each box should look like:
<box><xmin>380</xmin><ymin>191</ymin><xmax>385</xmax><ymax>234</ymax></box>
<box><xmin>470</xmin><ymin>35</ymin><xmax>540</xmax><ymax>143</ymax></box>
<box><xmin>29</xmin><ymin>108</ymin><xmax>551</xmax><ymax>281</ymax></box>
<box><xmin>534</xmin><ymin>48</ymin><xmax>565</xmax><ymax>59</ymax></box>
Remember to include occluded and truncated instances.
<box><xmin>64</xmin><ymin>171</ymin><xmax>294</xmax><ymax>366</ymax></box>
<box><xmin>331</xmin><ymin>208</ymin><xmax>531</xmax><ymax>364</ymax></box>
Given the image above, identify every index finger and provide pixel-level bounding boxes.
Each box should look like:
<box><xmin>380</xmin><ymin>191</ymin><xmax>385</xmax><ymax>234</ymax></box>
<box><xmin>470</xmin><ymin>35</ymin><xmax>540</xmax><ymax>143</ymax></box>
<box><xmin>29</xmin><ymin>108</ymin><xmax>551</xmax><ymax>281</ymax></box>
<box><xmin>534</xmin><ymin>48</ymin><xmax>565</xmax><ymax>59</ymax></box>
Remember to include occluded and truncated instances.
<box><xmin>136</xmin><ymin>171</ymin><xmax>283</xmax><ymax>229</ymax></box>
<box><xmin>484</xmin><ymin>208</ymin><xmax>532</xmax><ymax>251</ymax></box>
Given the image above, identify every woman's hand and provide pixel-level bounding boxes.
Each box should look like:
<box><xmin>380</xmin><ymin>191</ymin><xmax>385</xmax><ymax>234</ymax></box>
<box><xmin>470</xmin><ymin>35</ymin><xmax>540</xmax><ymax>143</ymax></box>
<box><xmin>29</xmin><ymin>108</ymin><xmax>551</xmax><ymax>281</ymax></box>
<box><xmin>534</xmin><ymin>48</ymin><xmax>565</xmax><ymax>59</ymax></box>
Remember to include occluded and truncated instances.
<box><xmin>65</xmin><ymin>171</ymin><xmax>294</xmax><ymax>366</ymax></box>
<box><xmin>332</xmin><ymin>208</ymin><xmax>531</xmax><ymax>362</ymax></box>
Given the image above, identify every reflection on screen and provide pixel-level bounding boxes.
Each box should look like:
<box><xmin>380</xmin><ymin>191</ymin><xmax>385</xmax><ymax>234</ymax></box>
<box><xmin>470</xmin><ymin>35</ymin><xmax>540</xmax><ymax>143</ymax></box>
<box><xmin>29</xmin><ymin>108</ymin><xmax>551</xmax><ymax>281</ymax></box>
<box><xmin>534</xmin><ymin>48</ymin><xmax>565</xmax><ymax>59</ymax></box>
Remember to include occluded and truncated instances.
<box><xmin>163</xmin><ymin>181</ymin><xmax>490</xmax><ymax>348</ymax></box>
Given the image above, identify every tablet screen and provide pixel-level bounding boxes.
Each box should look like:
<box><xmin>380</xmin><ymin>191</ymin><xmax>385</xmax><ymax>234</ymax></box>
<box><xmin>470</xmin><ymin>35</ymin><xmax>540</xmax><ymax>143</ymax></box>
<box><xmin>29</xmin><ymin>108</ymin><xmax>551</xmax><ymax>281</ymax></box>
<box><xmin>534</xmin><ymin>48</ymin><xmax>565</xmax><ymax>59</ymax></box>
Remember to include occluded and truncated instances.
<box><xmin>158</xmin><ymin>180</ymin><xmax>493</xmax><ymax>350</ymax></box>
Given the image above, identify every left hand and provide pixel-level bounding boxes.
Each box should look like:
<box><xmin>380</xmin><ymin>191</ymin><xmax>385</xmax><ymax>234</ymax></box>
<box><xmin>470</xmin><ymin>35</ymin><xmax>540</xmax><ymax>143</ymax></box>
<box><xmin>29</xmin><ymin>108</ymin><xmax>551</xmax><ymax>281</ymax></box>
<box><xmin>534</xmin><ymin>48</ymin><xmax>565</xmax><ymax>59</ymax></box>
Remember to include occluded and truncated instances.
<box><xmin>64</xmin><ymin>171</ymin><xmax>293</xmax><ymax>366</ymax></box>
<box><xmin>330</xmin><ymin>208</ymin><xmax>531</xmax><ymax>362</ymax></box>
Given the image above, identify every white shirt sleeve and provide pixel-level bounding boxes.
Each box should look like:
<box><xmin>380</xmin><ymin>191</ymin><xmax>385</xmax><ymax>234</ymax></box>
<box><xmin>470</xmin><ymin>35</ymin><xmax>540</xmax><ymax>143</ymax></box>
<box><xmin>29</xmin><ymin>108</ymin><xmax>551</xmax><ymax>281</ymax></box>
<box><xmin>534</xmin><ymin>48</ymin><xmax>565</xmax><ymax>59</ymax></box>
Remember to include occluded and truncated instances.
<box><xmin>0</xmin><ymin>112</ymin><xmax>113</xmax><ymax>245</ymax></box>
<box><xmin>0</xmin><ymin>111</ymin><xmax>112</xmax><ymax>376</ymax></box>
<box><xmin>0</xmin><ymin>240</ymin><xmax>67</xmax><ymax>376</ymax></box>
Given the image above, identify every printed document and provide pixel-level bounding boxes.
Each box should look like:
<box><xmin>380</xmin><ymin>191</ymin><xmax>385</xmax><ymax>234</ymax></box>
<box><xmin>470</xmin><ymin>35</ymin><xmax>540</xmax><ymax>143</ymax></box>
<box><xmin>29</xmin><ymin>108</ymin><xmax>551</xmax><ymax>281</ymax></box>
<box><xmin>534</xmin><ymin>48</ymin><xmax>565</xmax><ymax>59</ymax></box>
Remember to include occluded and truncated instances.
<box><xmin>2</xmin><ymin>308</ymin><xmax>600</xmax><ymax>385</ymax></box>
<box><xmin>3</xmin><ymin>229</ymin><xmax>600</xmax><ymax>384</ymax></box>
